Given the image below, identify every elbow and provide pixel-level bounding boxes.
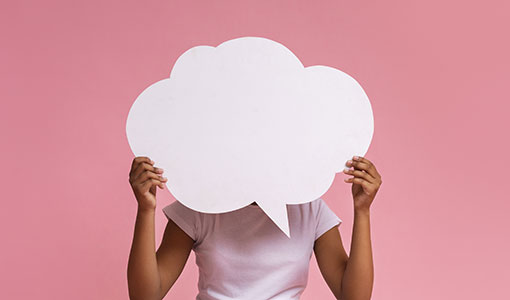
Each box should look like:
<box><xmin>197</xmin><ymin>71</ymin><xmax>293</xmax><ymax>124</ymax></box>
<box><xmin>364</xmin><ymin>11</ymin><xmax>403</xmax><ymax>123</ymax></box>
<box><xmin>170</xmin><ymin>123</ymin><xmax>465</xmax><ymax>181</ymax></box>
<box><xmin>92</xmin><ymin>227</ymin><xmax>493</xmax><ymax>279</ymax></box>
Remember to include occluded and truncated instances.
<box><xmin>127</xmin><ymin>279</ymin><xmax>162</xmax><ymax>300</ymax></box>
<box><xmin>338</xmin><ymin>291</ymin><xmax>373</xmax><ymax>300</ymax></box>
<box><xmin>128</xmin><ymin>291</ymin><xmax>161</xmax><ymax>300</ymax></box>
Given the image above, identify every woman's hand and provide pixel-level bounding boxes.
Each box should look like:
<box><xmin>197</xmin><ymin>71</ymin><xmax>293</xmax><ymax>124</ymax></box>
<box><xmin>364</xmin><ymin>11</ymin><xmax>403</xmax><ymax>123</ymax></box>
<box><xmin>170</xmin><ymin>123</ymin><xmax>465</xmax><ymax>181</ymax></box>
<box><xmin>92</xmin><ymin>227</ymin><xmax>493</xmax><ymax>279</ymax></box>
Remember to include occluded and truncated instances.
<box><xmin>343</xmin><ymin>156</ymin><xmax>382</xmax><ymax>211</ymax></box>
<box><xmin>129</xmin><ymin>156</ymin><xmax>167</xmax><ymax>211</ymax></box>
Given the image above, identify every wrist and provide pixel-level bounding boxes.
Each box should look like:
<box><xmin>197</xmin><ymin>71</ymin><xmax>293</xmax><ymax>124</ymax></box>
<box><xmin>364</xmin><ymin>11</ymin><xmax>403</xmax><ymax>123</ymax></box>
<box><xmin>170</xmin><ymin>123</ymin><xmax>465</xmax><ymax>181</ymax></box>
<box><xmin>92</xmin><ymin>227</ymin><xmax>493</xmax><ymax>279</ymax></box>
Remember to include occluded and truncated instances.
<box><xmin>354</xmin><ymin>207</ymin><xmax>370</xmax><ymax>217</ymax></box>
<box><xmin>137</xmin><ymin>205</ymin><xmax>156</xmax><ymax>215</ymax></box>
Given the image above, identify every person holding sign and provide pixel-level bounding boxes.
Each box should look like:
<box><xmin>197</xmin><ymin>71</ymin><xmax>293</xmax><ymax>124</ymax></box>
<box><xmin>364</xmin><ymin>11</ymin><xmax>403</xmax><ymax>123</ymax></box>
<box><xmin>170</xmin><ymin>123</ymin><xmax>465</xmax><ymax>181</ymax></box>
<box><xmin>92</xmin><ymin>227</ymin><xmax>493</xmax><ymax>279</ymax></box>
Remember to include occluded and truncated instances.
<box><xmin>127</xmin><ymin>155</ymin><xmax>381</xmax><ymax>300</ymax></box>
<box><xmin>125</xmin><ymin>36</ymin><xmax>379</xmax><ymax>299</ymax></box>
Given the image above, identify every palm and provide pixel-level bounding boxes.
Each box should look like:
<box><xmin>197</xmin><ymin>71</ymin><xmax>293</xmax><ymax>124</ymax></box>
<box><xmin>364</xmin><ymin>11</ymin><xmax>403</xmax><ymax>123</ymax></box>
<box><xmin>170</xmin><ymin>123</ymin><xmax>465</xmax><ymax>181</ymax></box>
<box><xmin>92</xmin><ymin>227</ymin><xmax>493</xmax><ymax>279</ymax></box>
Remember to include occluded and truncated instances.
<box><xmin>129</xmin><ymin>156</ymin><xmax>167</xmax><ymax>211</ymax></box>
<box><xmin>144</xmin><ymin>185</ymin><xmax>157</xmax><ymax>207</ymax></box>
<box><xmin>343</xmin><ymin>156</ymin><xmax>382</xmax><ymax>211</ymax></box>
<box><xmin>352</xmin><ymin>182</ymin><xmax>371</xmax><ymax>208</ymax></box>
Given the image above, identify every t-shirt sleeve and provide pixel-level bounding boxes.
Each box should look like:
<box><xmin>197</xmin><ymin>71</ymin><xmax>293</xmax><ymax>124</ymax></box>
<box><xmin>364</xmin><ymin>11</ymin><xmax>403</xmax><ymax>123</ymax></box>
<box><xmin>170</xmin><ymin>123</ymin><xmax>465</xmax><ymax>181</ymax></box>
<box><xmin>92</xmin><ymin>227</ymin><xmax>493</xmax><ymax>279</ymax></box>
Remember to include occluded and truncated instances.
<box><xmin>162</xmin><ymin>201</ymin><xmax>202</xmax><ymax>242</ymax></box>
<box><xmin>314</xmin><ymin>198</ymin><xmax>342</xmax><ymax>241</ymax></box>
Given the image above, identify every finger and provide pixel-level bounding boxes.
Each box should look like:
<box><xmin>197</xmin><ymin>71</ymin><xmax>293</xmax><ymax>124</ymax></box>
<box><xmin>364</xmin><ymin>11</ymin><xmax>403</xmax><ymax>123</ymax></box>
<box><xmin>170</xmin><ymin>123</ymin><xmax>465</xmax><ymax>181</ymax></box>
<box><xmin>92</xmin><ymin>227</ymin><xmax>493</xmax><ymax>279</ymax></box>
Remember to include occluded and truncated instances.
<box><xmin>131</xmin><ymin>163</ymin><xmax>164</xmax><ymax>182</ymax></box>
<box><xmin>131</xmin><ymin>162</ymin><xmax>153</xmax><ymax>181</ymax></box>
<box><xmin>349</xmin><ymin>157</ymin><xmax>378</xmax><ymax>179</ymax></box>
<box><xmin>344</xmin><ymin>177</ymin><xmax>376</xmax><ymax>193</ymax></box>
<box><xmin>134</xmin><ymin>163</ymin><xmax>164</xmax><ymax>181</ymax></box>
<box><xmin>136</xmin><ymin>170</ymin><xmax>167</xmax><ymax>185</ymax></box>
<box><xmin>343</xmin><ymin>168</ymin><xmax>377</xmax><ymax>184</ymax></box>
<box><xmin>131</xmin><ymin>156</ymin><xmax>154</xmax><ymax>171</ymax></box>
<box><xmin>140</xmin><ymin>178</ymin><xmax>166</xmax><ymax>191</ymax></box>
<box><xmin>140</xmin><ymin>179</ymin><xmax>164</xmax><ymax>192</ymax></box>
<box><xmin>348</xmin><ymin>160</ymin><xmax>370</xmax><ymax>172</ymax></box>
<box><xmin>344</xmin><ymin>176</ymin><xmax>370</xmax><ymax>187</ymax></box>
<box><xmin>355</xmin><ymin>156</ymin><xmax>381</xmax><ymax>178</ymax></box>
<box><xmin>130</xmin><ymin>157</ymin><xmax>154</xmax><ymax>178</ymax></box>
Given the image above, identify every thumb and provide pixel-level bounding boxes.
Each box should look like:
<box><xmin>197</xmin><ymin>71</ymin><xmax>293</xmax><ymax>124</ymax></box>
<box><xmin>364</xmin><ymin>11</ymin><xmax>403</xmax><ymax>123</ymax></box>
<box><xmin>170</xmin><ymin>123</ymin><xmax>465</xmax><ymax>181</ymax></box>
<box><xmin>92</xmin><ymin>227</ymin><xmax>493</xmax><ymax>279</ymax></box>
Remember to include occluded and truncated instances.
<box><xmin>150</xmin><ymin>184</ymin><xmax>157</xmax><ymax>196</ymax></box>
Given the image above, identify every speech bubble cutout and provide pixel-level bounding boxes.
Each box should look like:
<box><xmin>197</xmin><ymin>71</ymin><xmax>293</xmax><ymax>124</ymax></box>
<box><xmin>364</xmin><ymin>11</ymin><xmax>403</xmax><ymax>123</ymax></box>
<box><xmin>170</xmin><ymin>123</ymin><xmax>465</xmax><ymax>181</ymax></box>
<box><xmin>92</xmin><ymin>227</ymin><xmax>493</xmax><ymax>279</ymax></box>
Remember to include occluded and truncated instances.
<box><xmin>126</xmin><ymin>36</ymin><xmax>373</xmax><ymax>237</ymax></box>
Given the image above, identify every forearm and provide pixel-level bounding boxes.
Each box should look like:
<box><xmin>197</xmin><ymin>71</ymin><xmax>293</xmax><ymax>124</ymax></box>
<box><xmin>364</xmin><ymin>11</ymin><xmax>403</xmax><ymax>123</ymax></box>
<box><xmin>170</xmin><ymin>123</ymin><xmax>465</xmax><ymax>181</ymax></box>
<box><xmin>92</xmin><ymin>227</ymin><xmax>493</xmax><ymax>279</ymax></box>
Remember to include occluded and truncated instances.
<box><xmin>340</xmin><ymin>208</ymin><xmax>374</xmax><ymax>300</ymax></box>
<box><xmin>127</xmin><ymin>208</ymin><xmax>162</xmax><ymax>300</ymax></box>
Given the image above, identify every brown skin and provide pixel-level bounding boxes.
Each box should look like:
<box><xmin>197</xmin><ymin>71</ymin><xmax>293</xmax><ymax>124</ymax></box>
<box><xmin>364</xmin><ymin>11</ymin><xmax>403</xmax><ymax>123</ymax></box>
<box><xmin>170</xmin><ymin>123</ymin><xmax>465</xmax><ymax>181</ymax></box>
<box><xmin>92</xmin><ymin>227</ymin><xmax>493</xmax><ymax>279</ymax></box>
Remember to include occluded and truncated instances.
<box><xmin>127</xmin><ymin>155</ymin><xmax>381</xmax><ymax>300</ymax></box>
<box><xmin>314</xmin><ymin>156</ymin><xmax>382</xmax><ymax>300</ymax></box>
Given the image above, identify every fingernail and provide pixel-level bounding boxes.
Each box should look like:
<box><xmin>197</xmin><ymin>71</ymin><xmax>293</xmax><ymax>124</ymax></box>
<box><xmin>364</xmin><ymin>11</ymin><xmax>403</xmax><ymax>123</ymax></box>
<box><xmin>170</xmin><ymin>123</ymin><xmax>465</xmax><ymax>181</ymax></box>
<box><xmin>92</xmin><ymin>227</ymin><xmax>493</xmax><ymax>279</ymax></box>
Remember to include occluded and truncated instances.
<box><xmin>353</xmin><ymin>156</ymin><xmax>359</xmax><ymax>160</ymax></box>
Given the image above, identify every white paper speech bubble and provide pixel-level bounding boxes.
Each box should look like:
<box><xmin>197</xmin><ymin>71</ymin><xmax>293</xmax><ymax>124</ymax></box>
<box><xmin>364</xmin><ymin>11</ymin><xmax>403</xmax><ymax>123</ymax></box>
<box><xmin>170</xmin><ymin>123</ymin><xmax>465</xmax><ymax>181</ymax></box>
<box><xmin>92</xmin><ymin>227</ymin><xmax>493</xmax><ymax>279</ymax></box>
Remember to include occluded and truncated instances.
<box><xmin>126</xmin><ymin>36</ymin><xmax>373</xmax><ymax>237</ymax></box>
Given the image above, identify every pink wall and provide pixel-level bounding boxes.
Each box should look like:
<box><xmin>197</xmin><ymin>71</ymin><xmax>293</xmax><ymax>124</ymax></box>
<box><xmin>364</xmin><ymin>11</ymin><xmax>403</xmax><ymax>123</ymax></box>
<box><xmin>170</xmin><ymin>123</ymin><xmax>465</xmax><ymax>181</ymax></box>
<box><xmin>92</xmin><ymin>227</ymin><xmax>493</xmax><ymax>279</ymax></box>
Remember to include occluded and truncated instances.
<box><xmin>2</xmin><ymin>1</ymin><xmax>509</xmax><ymax>299</ymax></box>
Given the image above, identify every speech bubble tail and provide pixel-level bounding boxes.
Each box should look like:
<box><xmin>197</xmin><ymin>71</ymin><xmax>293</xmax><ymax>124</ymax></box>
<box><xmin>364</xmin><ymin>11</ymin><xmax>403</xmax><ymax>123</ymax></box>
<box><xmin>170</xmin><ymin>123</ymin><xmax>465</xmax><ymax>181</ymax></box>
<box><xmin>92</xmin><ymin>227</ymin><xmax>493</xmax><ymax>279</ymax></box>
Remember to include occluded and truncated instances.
<box><xmin>256</xmin><ymin>200</ymin><xmax>291</xmax><ymax>238</ymax></box>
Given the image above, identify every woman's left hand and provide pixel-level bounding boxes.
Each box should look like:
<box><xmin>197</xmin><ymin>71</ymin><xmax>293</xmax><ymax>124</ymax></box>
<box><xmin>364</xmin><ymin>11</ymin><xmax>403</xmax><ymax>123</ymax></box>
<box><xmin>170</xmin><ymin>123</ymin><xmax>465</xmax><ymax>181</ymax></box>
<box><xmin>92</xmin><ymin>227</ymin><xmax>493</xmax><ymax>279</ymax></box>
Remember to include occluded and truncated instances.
<box><xmin>343</xmin><ymin>156</ymin><xmax>382</xmax><ymax>211</ymax></box>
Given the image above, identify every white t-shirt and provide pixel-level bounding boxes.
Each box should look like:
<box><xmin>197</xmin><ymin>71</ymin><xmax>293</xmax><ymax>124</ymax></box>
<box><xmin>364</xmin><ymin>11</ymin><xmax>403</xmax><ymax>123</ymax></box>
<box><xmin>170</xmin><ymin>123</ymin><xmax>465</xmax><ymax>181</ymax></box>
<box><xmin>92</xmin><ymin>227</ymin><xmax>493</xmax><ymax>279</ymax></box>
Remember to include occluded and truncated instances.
<box><xmin>162</xmin><ymin>198</ymin><xmax>342</xmax><ymax>300</ymax></box>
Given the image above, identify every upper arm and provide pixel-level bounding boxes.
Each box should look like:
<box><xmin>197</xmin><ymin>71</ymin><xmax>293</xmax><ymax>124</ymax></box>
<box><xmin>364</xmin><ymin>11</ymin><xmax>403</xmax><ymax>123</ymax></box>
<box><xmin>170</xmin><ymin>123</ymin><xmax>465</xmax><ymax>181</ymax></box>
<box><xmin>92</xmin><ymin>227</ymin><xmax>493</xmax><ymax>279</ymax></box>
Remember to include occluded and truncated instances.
<box><xmin>314</xmin><ymin>226</ymin><xmax>349</xmax><ymax>299</ymax></box>
<box><xmin>155</xmin><ymin>218</ymin><xmax>194</xmax><ymax>298</ymax></box>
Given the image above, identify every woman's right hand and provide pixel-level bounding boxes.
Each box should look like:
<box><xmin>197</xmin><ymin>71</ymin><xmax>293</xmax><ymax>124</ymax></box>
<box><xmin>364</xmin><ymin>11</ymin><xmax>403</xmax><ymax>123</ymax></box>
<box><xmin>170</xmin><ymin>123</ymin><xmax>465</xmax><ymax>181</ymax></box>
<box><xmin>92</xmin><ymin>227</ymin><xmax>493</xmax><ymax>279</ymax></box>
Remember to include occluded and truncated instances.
<box><xmin>129</xmin><ymin>156</ymin><xmax>167</xmax><ymax>211</ymax></box>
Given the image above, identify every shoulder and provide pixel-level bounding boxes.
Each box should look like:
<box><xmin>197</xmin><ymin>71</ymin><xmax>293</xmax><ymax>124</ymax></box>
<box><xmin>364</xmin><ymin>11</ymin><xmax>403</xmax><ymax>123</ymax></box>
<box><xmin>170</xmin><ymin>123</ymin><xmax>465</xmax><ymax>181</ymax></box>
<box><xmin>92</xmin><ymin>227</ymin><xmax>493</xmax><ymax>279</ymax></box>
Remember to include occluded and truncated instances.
<box><xmin>287</xmin><ymin>198</ymin><xmax>327</xmax><ymax>221</ymax></box>
<box><xmin>304</xmin><ymin>197</ymin><xmax>329</xmax><ymax>216</ymax></box>
<box><xmin>310</xmin><ymin>197</ymin><xmax>326</xmax><ymax>208</ymax></box>
<box><xmin>162</xmin><ymin>201</ymin><xmax>206</xmax><ymax>243</ymax></box>
<box><xmin>162</xmin><ymin>200</ymin><xmax>203</xmax><ymax>217</ymax></box>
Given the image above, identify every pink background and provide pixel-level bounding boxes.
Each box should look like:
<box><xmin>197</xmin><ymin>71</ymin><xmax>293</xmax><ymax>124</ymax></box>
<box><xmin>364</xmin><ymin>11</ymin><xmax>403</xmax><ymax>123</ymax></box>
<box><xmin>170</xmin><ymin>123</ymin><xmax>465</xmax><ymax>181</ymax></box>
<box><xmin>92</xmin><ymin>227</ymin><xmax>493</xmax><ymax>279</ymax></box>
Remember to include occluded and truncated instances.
<box><xmin>2</xmin><ymin>1</ymin><xmax>509</xmax><ymax>299</ymax></box>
